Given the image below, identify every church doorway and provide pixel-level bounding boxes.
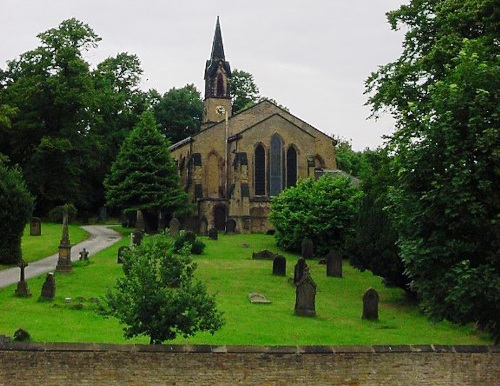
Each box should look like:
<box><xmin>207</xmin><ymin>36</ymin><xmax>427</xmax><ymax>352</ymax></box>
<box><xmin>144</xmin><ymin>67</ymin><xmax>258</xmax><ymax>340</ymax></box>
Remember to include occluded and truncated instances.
<box><xmin>214</xmin><ymin>205</ymin><xmax>227</xmax><ymax>231</ymax></box>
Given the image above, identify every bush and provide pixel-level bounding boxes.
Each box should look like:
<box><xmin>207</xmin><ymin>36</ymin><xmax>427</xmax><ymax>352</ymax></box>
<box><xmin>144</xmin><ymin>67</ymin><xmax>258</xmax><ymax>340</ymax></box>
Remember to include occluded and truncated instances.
<box><xmin>48</xmin><ymin>204</ymin><xmax>77</xmax><ymax>223</ymax></box>
<box><xmin>269</xmin><ymin>175</ymin><xmax>363</xmax><ymax>256</ymax></box>
<box><xmin>173</xmin><ymin>231</ymin><xmax>205</xmax><ymax>255</ymax></box>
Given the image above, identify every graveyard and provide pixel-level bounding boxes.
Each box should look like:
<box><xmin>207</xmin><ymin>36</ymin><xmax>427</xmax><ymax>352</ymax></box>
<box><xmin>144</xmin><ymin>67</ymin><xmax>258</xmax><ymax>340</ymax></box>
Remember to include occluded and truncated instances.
<box><xmin>0</xmin><ymin>226</ymin><xmax>490</xmax><ymax>345</ymax></box>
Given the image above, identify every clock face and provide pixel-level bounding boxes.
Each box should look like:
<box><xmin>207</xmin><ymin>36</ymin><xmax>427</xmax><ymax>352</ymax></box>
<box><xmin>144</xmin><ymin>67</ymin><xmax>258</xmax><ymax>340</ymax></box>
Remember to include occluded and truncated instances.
<box><xmin>216</xmin><ymin>105</ymin><xmax>226</xmax><ymax>115</ymax></box>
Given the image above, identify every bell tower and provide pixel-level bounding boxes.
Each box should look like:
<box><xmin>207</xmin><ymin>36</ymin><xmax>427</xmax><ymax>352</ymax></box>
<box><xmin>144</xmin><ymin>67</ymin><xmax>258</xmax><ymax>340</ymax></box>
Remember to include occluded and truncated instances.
<box><xmin>202</xmin><ymin>17</ymin><xmax>232</xmax><ymax>129</ymax></box>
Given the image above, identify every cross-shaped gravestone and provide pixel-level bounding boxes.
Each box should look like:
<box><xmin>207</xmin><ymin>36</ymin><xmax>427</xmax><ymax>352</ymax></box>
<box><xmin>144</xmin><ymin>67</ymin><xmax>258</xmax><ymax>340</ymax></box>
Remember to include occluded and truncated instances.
<box><xmin>15</xmin><ymin>260</ymin><xmax>31</xmax><ymax>297</ymax></box>
<box><xmin>79</xmin><ymin>248</ymin><xmax>89</xmax><ymax>261</ymax></box>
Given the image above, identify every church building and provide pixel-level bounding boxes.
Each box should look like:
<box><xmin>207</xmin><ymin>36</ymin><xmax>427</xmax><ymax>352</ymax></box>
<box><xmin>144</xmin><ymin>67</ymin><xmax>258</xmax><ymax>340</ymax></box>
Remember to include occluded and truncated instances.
<box><xmin>170</xmin><ymin>18</ymin><xmax>338</xmax><ymax>233</ymax></box>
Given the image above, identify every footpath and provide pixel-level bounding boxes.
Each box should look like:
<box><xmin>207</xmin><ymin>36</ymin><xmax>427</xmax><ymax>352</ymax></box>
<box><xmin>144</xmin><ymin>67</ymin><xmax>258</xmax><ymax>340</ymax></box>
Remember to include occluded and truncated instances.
<box><xmin>0</xmin><ymin>225</ymin><xmax>122</xmax><ymax>289</ymax></box>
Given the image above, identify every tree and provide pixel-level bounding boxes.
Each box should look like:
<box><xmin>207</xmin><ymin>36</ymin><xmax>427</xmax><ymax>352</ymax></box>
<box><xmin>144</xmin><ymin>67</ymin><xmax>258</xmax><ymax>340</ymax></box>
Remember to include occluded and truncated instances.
<box><xmin>153</xmin><ymin>84</ymin><xmax>203</xmax><ymax>143</ymax></box>
<box><xmin>334</xmin><ymin>137</ymin><xmax>368</xmax><ymax>177</ymax></box>
<box><xmin>230</xmin><ymin>69</ymin><xmax>260</xmax><ymax>114</ymax></box>
<box><xmin>99</xmin><ymin>232</ymin><xmax>224</xmax><ymax>344</ymax></box>
<box><xmin>0</xmin><ymin>161</ymin><xmax>34</xmax><ymax>264</ymax></box>
<box><xmin>104</xmin><ymin>110</ymin><xmax>188</xmax><ymax>232</ymax></box>
<box><xmin>269</xmin><ymin>175</ymin><xmax>363</xmax><ymax>256</ymax></box>
<box><xmin>366</xmin><ymin>0</ymin><xmax>500</xmax><ymax>339</ymax></box>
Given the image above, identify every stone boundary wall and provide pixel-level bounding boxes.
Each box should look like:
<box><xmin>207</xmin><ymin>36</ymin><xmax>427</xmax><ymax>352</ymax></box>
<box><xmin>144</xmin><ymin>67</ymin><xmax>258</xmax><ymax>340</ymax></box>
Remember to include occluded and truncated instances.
<box><xmin>0</xmin><ymin>343</ymin><xmax>498</xmax><ymax>385</ymax></box>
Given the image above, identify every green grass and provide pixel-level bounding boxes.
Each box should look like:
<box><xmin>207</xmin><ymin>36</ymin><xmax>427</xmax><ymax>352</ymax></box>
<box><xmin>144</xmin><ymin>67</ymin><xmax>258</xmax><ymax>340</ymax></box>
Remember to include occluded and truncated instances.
<box><xmin>0</xmin><ymin>231</ymin><xmax>491</xmax><ymax>345</ymax></box>
<box><xmin>0</xmin><ymin>223</ymin><xmax>89</xmax><ymax>270</ymax></box>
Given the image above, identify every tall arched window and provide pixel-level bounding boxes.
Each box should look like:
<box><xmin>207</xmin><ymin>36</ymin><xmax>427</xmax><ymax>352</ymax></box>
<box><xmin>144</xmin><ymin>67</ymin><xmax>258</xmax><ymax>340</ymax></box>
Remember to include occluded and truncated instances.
<box><xmin>286</xmin><ymin>146</ymin><xmax>297</xmax><ymax>188</ymax></box>
<box><xmin>254</xmin><ymin>144</ymin><xmax>265</xmax><ymax>195</ymax></box>
<box><xmin>216</xmin><ymin>73</ymin><xmax>224</xmax><ymax>96</ymax></box>
<box><xmin>270</xmin><ymin>134</ymin><xmax>283</xmax><ymax>196</ymax></box>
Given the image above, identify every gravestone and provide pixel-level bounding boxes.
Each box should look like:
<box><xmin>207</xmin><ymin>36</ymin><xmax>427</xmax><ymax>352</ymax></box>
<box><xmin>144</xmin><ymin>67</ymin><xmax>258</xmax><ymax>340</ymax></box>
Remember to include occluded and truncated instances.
<box><xmin>294</xmin><ymin>267</ymin><xmax>317</xmax><ymax>316</ymax></box>
<box><xmin>199</xmin><ymin>218</ymin><xmax>208</xmax><ymax>236</ymax></box>
<box><xmin>272</xmin><ymin>255</ymin><xmax>287</xmax><ymax>276</ymax></box>
<box><xmin>252</xmin><ymin>249</ymin><xmax>277</xmax><ymax>260</ymax></box>
<box><xmin>15</xmin><ymin>260</ymin><xmax>31</xmax><ymax>297</ymax></box>
<box><xmin>326</xmin><ymin>250</ymin><xmax>342</xmax><ymax>278</ymax></box>
<box><xmin>293</xmin><ymin>258</ymin><xmax>308</xmax><ymax>284</ymax></box>
<box><xmin>248</xmin><ymin>293</ymin><xmax>271</xmax><ymax>304</ymax></box>
<box><xmin>79</xmin><ymin>248</ymin><xmax>89</xmax><ymax>261</ymax></box>
<box><xmin>301</xmin><ymin>238</ymin><xmax>314</xmax><ymax>259</ymax></box>
<box><xmin>56</xmin><ymin>211</ymin><xmax>72</xmax><ymax>273</ymax></box>
<box><xmin>117</xmin><ymin>246</ymin><xmax>130</xmax><ymax>264</ymax></box>
<box><xmin>30</xmin><ymin>217</ymin><xmax>41</xmax><ymax>236</ymax></box>
<box><xmin>362</xmin><ymin>287</ymin><xmax>379</xmax><ymax>320</ymax></box>
<box><xmin>169</xmin><ymin>218</ymin><xmax>180</xmax><ymax>238</ymax></box>
<box><xmin>225</xmin><ymin>218</ymin><xmax>237</xmax><ymax>234</ymax></box>
<box><xmin>132</xmin><ymin>230</ymin><xmax>143</xmax><ymax>246</ymax></box>
<box><xmin>40</xmin><ymin>272</ymin><xmax>56</xmax><ymax>300</ymax></box>
<box><xmin>208</xmin><ymin>227</ymin><xmax>218</xmax><ymax>240</ymax></box>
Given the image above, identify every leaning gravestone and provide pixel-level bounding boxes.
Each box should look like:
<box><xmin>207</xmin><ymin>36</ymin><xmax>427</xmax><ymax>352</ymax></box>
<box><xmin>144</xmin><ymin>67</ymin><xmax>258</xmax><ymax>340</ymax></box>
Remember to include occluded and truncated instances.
<box><xmin>30</xmin><ymin>217</ymin><xmax>41</xmax><ymax>236</ymax></box>
<box><xmin>301</xmin><ymin>238</ymin><xmax>314</xmax><ymax>259</ymax></box>
<box><xmin>326</xmin><ymin>250</ymin><xmax>342</xmax><ymax>278</ymax></box>
<box><xmin>362</xmin><ymin>287</ymin><xmax>379</xmax><ymax>320</ymax></box>
<box><xmin>294</xmin><ymin>267</ymin><xmax>317</xmax><ymax>316</ymax></box>
<box><xmin>225</xmin><ymin>218</ymin><xmax>237</xmax><ymax>234</ymax></box>
<box><xmin>40</xmin><ymin>272</ymin><xmax>56</xmax><ymax>300</ymax></box>
<box><xmin>117</xmin><ymin>246</ymin><xmax>130</xmax><ymax>264</ymax></box>
<box><xmin>208</xmin><ymin>227</ymin><xmax>218</xmax><ymax>240</ymax></box>
<box><xmin>293</xmin><ymin>258</ymin><xmax>308</xmax><ymax>284</ymax></box>
<box><xmin>169</xmin><ymin>218</ymin><xmax>180</xmax><ymax>238</ymax></box>
<box><xmin>132</xmin><ymin>230</ymin><xmax>143</xmax><ymax>246</ymax></box>
<box><xmin>272</xmin><ymin>255</ymin><xmax>287</xmax><ymax>276</ymax></box>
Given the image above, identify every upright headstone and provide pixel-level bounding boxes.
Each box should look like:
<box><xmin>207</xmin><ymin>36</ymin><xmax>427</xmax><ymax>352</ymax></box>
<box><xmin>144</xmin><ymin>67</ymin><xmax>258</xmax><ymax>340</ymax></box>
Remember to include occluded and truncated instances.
<box><xmin>301</xmin><ymin>238</ymin><xmax>314</xmax><ymax>259</ymax></box>
<box><xmin>225</xmin><ymin>218</ymin><xmax>237</xmax><ymax>234</ymax></box>
<box><xmin>169</xmin><ymin>218</ymin><xmax>180</xmax><ymax>238</ymax></box>
<box><xmin>79</xmin><ymin>248</ymin><xmax>89</xmax><ymax>261</ymax></box>
<box><xmin>199</xmin><ymin>218</ymin><xmax>208</xmax><ymax>236</ymax></box>
<box><xmin>362</xmin><ymin>288</ymin><xmax>379</xmax><ymax>320</ymax></box>
<box><xmin>132</xmin><ymin>230</ymin><xmax>143</xmax><ymax>246</ymax></box>
<box><xmin>15</xmin><ymin>260</ymin><xmax>31</xmax><ymax>297</ymax></box>
<box><xmin>326</xmin><ymin>250</ymin><xmax>342</xmax><ymax>278</ymax></box>
<box><xmin>272</xmin><ymin>255</ymin><xmax>287</xmax><ymax>276</ymax></box>
<box><xmin>56</xmin><ymin>211</ymin><xmax>72</xmax><ymax>273</ymax></box>
<box><xmin>293</xmin><ymin>258</ymin><xmax>308</xmax><ymax>284</ymax></box>
<box><xmin>30</xmin><ymin>217</ymin><xmax>41</xmax><ymax>236</ymax></box>
<box><xmin>40</xmin><ymin>272</ymin><xmax>56</xmax><ymax>300</ymax></box>
<box><xmin>208</xmin><ymin>227</ymin><xmax>218</xmax><ymax>240</ymax></box>
<box><xmin>294</xmin><ymin>267</ymin><xmax>317</xmax><ymax>316</ymax></box>
<box><xmin>117</xmin><ymin>246</ymin><xmax>130</xmax><ymax>264</ymax></box>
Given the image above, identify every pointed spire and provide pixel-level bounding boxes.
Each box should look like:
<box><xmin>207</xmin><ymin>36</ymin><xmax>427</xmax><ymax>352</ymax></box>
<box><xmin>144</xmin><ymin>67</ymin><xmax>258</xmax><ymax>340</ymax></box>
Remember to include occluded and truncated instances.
<box><xmin>210</xmin><ymin>16</ymin><xmax>225</xmax><ymax>60</ymax></box>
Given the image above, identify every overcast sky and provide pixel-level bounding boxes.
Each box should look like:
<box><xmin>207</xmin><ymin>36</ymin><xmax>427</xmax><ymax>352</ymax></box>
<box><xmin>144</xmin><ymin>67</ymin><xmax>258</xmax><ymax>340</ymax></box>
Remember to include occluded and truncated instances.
<box><xmin>1</xmin><ymin>0</ymin><xmax>408</xmax><ymax>150</ymax></box>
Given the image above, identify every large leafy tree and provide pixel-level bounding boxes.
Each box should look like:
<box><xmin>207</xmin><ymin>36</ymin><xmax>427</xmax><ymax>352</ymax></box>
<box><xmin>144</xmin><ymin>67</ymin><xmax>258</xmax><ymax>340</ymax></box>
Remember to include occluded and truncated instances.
<box><xmin>104</xmin><ymin>110</ymin><xmax>188</xmax><ymax>232</ymax></box>
<box><xmin>0</xmin><ymin>161</ymin><xmax>34</xmax><ymax>265</ymax></box>
<box><xmin>230</xmin><ymin>69</ymin><xmax>260</xmax><ymax>114</ymax></box>
<box><xmin>99</xmin><ymin>233</ymin><xmax>224</xmax><ymax>344</ymax></box>
<box><xmin>269</xmin><ymin>175</ymin><xmax>363</xmax><ymax>256</ymax></box>
<box><xmin>153</xmin><ymin>84</ymin><xmax>203</xmax><ymax>143</ymax></box>
<box><xmin>366</xmin><ymin>0</ymin><xmax>500</xmax><ymax>339</ymax></box>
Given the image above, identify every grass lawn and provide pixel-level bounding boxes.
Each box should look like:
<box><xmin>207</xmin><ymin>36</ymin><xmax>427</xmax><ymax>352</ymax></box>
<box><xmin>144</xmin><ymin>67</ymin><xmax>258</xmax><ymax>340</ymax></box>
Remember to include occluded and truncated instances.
<box><xmin>0</xmin><ymin>223</ymin><xmax>89</xmax><ymax>270</ymax></box>
<box><xmin>0</xmin><ymin>230</ymin><xmax>491</xmax><ymax>345</ymax></box>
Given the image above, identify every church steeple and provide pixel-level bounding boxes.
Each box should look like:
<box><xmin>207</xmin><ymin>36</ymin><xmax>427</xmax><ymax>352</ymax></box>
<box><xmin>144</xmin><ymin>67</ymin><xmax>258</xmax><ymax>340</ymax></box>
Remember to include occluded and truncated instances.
<box><xmin>202</xmin><ymin>16</ymin><xmax>232</xmax><ymax>129</ymax></box>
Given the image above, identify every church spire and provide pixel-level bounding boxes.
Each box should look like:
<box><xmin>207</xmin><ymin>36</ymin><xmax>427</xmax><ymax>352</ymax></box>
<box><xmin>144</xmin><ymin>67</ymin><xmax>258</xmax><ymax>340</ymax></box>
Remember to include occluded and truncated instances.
<box><xmin>210</xmin><ymin>16</ymin><xmax>225</xmax><ymax>61</ymax></box>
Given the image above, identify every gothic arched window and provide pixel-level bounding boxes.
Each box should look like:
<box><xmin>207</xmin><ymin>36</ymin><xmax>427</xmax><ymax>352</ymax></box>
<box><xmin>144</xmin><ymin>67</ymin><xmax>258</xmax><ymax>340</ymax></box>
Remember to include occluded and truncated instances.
<box><xmin>254</xmin><ymin>144</ymin><xmax>266</xmax><ymax>195</ymax></box>
<box><xmin>216</xmin><ymin>73</ymin><xmax>224</xmax><ymax>96</ymax></box>
<box><xmin>270</xmin><ymin>134</ymin><xmax>283</xmax><ymax>196</ymax></box>
<box><xmin>286</xmin><ymin>146</ymin><xmax>297</xmax><ymax>188</ymax></box>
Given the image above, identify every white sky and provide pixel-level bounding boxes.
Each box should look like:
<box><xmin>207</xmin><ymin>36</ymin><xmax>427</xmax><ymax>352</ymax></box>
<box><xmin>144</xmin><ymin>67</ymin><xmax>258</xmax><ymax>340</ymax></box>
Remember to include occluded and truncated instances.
<box><xmin>1</xmin><ymin>0</ymin><xmax>407</xmax><ymax>150</ymax></box>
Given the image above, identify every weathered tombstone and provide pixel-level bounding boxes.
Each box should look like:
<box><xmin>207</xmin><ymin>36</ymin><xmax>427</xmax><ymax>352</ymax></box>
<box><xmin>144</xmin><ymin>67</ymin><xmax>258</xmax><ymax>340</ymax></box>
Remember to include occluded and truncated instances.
<box><xmin>208</xmin><ymin>227</ymin><xmax>218</xmax><ymax>240</ymax></box>
<box><xmin>132</xmin><ymin>230</ymin><xmax>143</xmax><ymax>246</ymax></box>
<box><xmin>326</xmin><ymin>250</ymin><xmax>342</xmax><ymax>278</ymax></box>
<box><xmin>272</xmin><ymin>255</ymin><xmax>287</xmax><ymax>276</ymax></box>
<box><xmin>252</xmin><ymin>249</ymin><xmax>277</xmax><ymax>260</ymax></box>
<box><xmin>40</xmin><ymin>272</ymin><xmax>56</xmax><ymax>300</ymax></box>
<box><xmin>15</xmin><ymin>260</ymin><xmax>31</xmax><ymax>297</ymax></box>
<box><xmin>79</xmin><ymin>248</ymin><xmax>89</xmax><ymax>261</ymax></box>
<box><xmin>117</xmin><ymin>246</ymin><xmax>130</xmax><ymax>264</ymax></box>
<box><xmin>56</xmin><ymin>211</ymin><xmax>72</xmax><ymax>273</ymax></box>
<box><xmin>169</xmin><ymin>218</ymin><xmax>180</xmax><ymax>238</ymax></box>
<box><xmin>294</xmin><ymin>267</ymin><xmax>317</xmax><ymax>316</ymax></box>
<box><xmin>293</xmin><ymin>258</ymin><xmax>308</xmax><ymax>284</ymax></box>
<box><xmin>248</xmin><ymin>293</ymin><xmax>271</xmax><ymax>304</ymax></box>
<box><xmin>30</xmin><ymin>217</ymin><xmax>41</xmax><ymax>236</ymax></box>
<box><xmin>301</xmin><ymin>238</ymin><xmax>314</xmax><ymax>259</ymax></box>
<box><xmin>225</xmin><ymin>218</ymin><xmax>237</xmax><ymax>234</ymax></box>
<box><xmin>362</xmin><ymin>288</ymin><xmax>379</xmax><ymax>320</ymax></box>
<box><xmin>199</xmin><ymin>218</ymin><xmax>208</xmax><ymax>236</ymax></box>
